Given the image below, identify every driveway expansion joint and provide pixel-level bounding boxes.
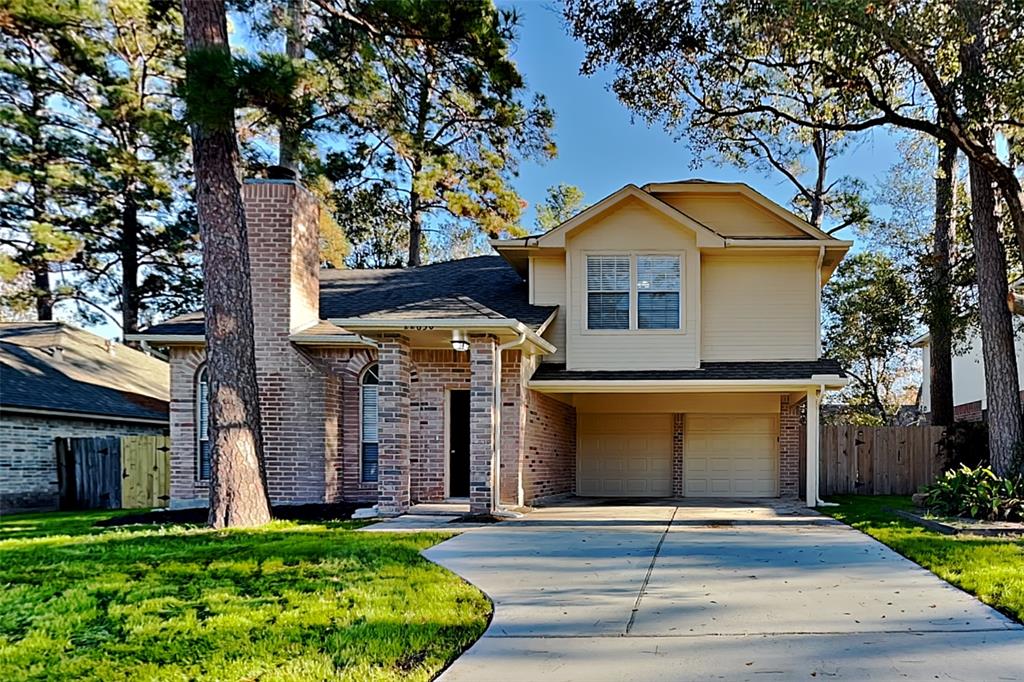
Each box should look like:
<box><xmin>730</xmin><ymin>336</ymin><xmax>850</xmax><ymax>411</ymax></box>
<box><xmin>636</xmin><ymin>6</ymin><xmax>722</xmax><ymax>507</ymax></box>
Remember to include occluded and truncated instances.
<box><xmin>624</xmin><ymin>506</ymin><xmax>677</xmax><ymax>635</ymax></box>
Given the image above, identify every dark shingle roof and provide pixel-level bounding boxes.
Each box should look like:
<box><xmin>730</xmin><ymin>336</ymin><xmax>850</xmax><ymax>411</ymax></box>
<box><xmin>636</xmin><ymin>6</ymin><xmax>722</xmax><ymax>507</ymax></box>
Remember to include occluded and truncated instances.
<box><xmin>0</xmin><ymin>322</ymin><xmax>169</xmax><ymax>422</ymax></box>
<box><xmin>140</xmin><ymin>256</ymin><xmax>555</xmax><ymax>337</ymax></box>
<box><xmin>531</xmin><ymin>359</ymin><xmax>846</xmax><ymax>382</ymax></box>
<box><xmin>319</xmin><ymin>256</ymin><xmax>553</xmax><ymax>328</ymax></box>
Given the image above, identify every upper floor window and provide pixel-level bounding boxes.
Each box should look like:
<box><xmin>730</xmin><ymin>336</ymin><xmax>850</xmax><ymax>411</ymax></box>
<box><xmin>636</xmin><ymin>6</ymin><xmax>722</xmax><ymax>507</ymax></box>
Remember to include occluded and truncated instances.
<box><xmin>637</xmin><ymin>256</ymin><xmax>681</xmax><ymax>329</ymax></box>
<box><xmin>360</xmin><ymin>363</ymin><xmax>379</xmax><ymax>483</ymax></box>
<box><xmin>196</xmin><ymin>366</ymin><xmax>211</xmax><ymax>481</ymax></box>
<box><xmin>587</xmin><ymin>255</ymin><xmax>631</xmax><ymax>329</ymax></box>
<box><xmin>586</xmin><ymin>254</ymin><xmax>682</xmax><ymax>331</ymax></box>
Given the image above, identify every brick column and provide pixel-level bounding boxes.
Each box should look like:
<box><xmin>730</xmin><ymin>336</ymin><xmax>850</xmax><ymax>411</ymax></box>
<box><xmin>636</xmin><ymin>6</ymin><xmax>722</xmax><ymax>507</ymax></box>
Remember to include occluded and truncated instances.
<box><xmin>779</xmin><ymin>395</ymin><xmax>802</xmax><ymax>498</ymax></box>
<box><xmin>469</xmin><ymin>335</ymin><xmax>497</xmax><ymax>513</ymax></box>
<box><xmin>672</xmin><ymin>413</ymin><xmax>685</xmax><ymax>497</ymax></box>
<box><xmin>377</xmin><ymin>334</ymin><xmax>412</xmax><ymax>516</ymax></box>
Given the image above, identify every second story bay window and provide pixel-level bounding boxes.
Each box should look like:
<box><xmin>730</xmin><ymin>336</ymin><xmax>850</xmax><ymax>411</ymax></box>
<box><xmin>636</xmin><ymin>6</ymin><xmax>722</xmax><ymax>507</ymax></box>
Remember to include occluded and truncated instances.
<box><xmin>586</xmin><ymin>254</ymin><xmax>682</xmax><ymax>331</ymax></box>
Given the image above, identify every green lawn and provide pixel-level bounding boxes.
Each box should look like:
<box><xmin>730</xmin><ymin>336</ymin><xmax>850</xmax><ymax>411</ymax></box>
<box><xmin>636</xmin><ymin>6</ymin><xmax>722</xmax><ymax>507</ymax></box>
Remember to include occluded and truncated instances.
<box><xmin>0</xmin><ymin>510</ymin><xmax>490</xmax><ymax>681</ymax></box>
<box><xmin>821</xmin><ymin>495</ymin><xmax>1024</xmax><ymax>623</ymax></box>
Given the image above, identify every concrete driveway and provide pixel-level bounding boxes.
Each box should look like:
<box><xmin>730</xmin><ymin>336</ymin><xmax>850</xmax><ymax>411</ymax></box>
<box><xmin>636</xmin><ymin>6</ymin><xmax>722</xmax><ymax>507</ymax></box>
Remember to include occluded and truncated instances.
<box><xmin>424</xmin><ymin>499</ymin><xmax>1024</xmax><ymax>681</ymax></box>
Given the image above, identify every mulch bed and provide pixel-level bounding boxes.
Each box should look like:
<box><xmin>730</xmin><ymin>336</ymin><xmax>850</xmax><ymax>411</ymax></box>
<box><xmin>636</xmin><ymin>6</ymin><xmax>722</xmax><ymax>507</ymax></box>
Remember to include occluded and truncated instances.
<box><xmin>891</xmin><ymin>508</ymin><xmax>1024</xmax><ymax>537</ymax></box>
<box><xmin>95</xmin><ymin>502</ymin><xmax>360</xmax><ymax>528</ymax></box>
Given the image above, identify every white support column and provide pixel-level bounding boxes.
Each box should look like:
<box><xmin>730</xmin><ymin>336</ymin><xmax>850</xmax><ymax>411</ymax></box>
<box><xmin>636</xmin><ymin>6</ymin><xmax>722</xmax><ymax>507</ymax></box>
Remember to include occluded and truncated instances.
<box><xmin>805</xmin><ymin>387</ymin><xmax>820</xmax><ymax>508</ymax></box>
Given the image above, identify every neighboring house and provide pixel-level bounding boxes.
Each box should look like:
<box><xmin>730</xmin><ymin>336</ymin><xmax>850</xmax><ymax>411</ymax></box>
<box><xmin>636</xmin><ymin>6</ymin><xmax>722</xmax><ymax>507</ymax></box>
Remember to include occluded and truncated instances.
<box><xmin>131</xmin><ymin>178</ymin><xmax>850</xmax><ymax>514</ymax></box>
<box><xmin>914</xmin><ymin>292</ymin><xmax>1024</xmax><ymax>422</ymax></box>
<box><xmin>0</xmin><ymin>322</ymin><xmax>170</xmax><ymax>512</ymax></box>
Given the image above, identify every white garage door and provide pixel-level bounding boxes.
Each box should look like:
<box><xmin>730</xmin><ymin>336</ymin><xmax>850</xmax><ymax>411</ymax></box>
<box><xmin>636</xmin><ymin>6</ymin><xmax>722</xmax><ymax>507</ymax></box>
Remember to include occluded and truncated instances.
<box><xmin>685</xmin><ymin>414</ymin><xmax>778</xmax><ymax>497</ymax></box>
<box><xmin>578</xmin><ymin>413</ymin><xmax>673</xmax><ymax>497</ymax></box>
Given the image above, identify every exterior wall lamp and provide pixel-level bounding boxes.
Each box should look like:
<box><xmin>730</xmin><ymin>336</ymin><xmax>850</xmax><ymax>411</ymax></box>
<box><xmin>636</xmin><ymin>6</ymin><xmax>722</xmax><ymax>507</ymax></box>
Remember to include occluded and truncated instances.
<box><xmin>450</xmin><ymin>329</ymin><xmax>470</xmax><ymax>352</ymax></box>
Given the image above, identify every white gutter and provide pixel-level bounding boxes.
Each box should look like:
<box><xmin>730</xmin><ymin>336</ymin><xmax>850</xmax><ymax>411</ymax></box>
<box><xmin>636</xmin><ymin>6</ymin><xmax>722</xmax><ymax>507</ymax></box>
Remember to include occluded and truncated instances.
<box><xmin>139</xmin><ymin>340</ymin><xmax>168</xmax><ymax>361</ymax></box>
<box><xmin>288</xmin><ymin>333</ymin><xmax>377</xmax><ymax>347</ymax></box>
<box><xmin>125</xmin><ymin>333</ymin><xmax>205</xmax><ymax>345</ymax></box>
<box><xmin>723</xmin><ymin>238</ymin><xmax>853</xmax><ymax>248</ymax></box>
<box><xmin>492</xmin><ymin>332</ymin><xmax>528</xmax><ymax>515</ymax></box>
<box><xmin>329</xmin><ymin>317</ymin><xmax>556</xmax><ymax>355</ymax></box>
<box><xmin>528</xmin><ymin>375</ymin><xmax>849</xmax><ymax>393</ymax></box>
<box><xmin>0</xmin><ymin>405</ymin><xmax>168</xmax><ymax>426</ymax></box>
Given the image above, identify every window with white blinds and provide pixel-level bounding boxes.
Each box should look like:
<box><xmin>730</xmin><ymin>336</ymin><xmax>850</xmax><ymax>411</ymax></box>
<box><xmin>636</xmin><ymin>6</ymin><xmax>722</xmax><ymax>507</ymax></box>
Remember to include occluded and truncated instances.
<box><xmin>586</xmin><ymin>254</ymin><xmax>682</xmax><ymax>331</ymax></box>
<box><xmin>586</xmin><ymin>255</ymin><xmax>630</xmax><ymax>329</ymax></box>
<box><xmin>197</xmin><ymin>367</ymin><xmax>211</xmax><ymax>481</ymax></box>
<box><xmin>361</xmin><ymin>364</ymin><xmax>380</xmax><ymax>483</ymax></box>
<box><xmin>637</xmin><ymin>256</ymin><xmax>681</xmax><ymax>329</ymax></box>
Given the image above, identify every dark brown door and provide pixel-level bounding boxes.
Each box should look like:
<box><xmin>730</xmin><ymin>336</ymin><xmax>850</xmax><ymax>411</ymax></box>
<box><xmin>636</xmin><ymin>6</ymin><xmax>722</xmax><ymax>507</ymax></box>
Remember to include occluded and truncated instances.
<box><xmin>449</xmin><ymin>390</ymin><xmax>471</xmax><ymax>497</ymax></box>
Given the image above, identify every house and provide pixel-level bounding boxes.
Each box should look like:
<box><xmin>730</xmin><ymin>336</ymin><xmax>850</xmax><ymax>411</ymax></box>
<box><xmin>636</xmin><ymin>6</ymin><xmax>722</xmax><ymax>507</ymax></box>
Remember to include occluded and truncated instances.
<box><xmin>129</xmin><ymin>178</ymin><xmax>850</xmax><ymax>514</ymax></box>
<box><xmin>0</xmin><ymin>322</ymin><xmax>170</xmax><ymax>511</ymax></box>
<box><xmin>914</xmin><ymin>284</ymin><xmax>1024</xmax><ymax>422</ymax></box>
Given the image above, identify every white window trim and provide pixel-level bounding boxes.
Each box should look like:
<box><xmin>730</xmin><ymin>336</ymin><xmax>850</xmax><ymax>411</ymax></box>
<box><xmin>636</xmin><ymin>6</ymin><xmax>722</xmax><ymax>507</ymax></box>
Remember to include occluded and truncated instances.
<box><xmin>359</xmin><ymin>363</ymin><xmax>380</xmax><ymax>484</ymax></box>
<box><xmin>196</xmin><ymin>365</ymin><xmax>210</xmax><ymax>482</ymax></box>
<box><xmin>582</xmin><ymin>251</ymin><xmax>685</xmax><ymax>335</ymax></box>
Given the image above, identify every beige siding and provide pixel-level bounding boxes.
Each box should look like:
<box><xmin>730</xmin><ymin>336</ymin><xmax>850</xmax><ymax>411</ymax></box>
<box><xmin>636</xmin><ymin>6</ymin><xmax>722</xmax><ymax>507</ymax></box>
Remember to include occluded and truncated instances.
<box><xmin>566</xmin><ymin>197</ymin><xmax>700</xmax><ymax>370</ymax></box>
<box><xmin>530</xmin><ymin>256</ymin><xmax>567</xmax><ymax>362</ymax></box>
<box><xmin>701</xmin><ymin>254</ymin><xmax>818</xmax><ymax>361</ymax></box>
<box><xmin>658</xmin><ymin>193</ymin><xmax>806</xmax><ymax>238</ymax></box>
<box><xmin>571</xmin><ymin>392</ymin><xmax>781</xmax><ymax>414</ymax></box>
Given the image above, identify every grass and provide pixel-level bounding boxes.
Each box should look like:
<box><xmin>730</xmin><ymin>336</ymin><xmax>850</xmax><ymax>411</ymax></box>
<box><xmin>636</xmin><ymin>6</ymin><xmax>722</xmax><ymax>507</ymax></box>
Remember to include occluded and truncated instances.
<box><xmin>820</xmin><ymin>495</ymin><xmax>1024</xmax><ymax>623</ymax></box>
<box><xmin>0</xmin><ymin>510</ymin><xmax>490</xmax><ymax>681</ymax></box>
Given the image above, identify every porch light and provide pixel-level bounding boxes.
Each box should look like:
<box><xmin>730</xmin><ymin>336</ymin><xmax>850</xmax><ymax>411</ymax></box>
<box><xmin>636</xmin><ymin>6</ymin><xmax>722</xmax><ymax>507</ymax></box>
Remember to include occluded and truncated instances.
<box><xmin>451</xmin><ymin>329</ymin><xmax>470</xmax><ymax>353</ymax></box>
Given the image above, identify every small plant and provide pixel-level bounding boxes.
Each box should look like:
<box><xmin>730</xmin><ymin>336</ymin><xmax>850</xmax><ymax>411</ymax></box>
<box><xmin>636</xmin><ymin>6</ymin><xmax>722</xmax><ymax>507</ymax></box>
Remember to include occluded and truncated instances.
<box><xmin>923</xmin><ymin>464</ymin><xmax>1024</xmax><ymax>521</ymax></box>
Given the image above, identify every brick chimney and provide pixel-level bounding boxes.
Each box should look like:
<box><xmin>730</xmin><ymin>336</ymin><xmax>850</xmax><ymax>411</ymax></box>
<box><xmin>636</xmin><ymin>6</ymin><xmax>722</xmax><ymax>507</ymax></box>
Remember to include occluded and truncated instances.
<box><xmin>241</xmin><ymin>178</ymin><xmax>326</xmax><ymax>504</ymax></box>
<box><xmin>242</xmin><ymin>179</ymin><xmax>320</xmax><ymax>338</ymax></box>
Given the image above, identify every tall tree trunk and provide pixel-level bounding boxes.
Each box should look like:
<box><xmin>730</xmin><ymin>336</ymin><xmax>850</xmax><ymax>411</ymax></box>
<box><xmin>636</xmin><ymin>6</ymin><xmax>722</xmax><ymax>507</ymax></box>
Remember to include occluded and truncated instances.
<box><xmin>182</xmin><ymin>0</ymin><xmax>272</xmax><ymax>528</ymax></box>
<box><xmin>960</xmin><ymin>0</ymin><xmax>1024</xmax><ymax>475</ymax></box>
<box><xmin>928</xmin><ymin>139</ymin><xmax>956</xmax><ymax>427</ymax></box>
<box><xmin>121</xmin><ymin>192</ymin><xmax>140</xmax><ymax>339</ymax></box>
<box><xmin>278</xmin><ymin>0</ymin><xmax>305</xmax><ymax>174</ymax></box>
<box><xmin>32</xmin><ymin>262</ymin><xmax>52</xmax><ymax>320</ymax></box>
<box><xmin>967</xmin><ymin>160</ymin><xmax>1023</xmax><ymax>474</ymax></box>
<box><xmin>809</xmin><ymin>130</ymin><xmax>826</xmax><ymax>230</ymax></box>
<box><xmin>406</xmin><ymin>68</ymin><xmax>432</xmax><ymax>267</ymax></box>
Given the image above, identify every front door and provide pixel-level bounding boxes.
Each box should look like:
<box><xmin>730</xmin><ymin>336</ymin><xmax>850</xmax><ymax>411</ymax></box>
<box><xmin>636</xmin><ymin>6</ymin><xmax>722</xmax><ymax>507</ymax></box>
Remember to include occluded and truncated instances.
<box><xmin>448</xmin><ymin>390</ymin><xmax>471</xmax><ymax>498</ymax></box>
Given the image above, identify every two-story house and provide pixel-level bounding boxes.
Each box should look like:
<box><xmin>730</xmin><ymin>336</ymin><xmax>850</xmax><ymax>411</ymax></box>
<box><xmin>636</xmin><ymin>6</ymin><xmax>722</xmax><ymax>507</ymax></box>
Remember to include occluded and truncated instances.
<box><xmin>131</xmin><ymin>178</ymin><xmax>850</xmax><ymax>514</ymax></box>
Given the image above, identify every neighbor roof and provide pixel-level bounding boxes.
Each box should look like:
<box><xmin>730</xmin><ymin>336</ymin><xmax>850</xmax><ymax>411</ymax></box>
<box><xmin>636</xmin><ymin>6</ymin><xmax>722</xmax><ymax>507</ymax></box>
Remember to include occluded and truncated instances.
<box><xmin>530</xmin><ymin>359</ymin><xmax>847</xmax><ymax>383</ymax></box>
<box><xmin>0</xmin><ymin>322</ymin><xmax>169</xmax><ymax>422</ymax></box>
<box><xmin>140</xmin><ymin>256</ymin><xmax>556</xmax><ymax>339</ymax></box>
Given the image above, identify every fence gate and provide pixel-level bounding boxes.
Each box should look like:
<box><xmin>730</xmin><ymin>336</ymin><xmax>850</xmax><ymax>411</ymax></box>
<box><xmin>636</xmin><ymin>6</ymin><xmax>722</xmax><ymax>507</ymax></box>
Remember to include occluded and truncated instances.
<box><xmin>56</xmin><ymin>435</ymin><xmax>171</xmax><ymax>510</ymax></box>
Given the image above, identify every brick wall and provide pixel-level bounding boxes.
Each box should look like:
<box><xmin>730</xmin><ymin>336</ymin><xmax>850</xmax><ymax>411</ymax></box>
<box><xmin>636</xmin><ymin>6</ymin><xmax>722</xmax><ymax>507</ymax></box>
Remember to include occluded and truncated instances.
<box><xmin>953</xmin><ymin>400</ymin><xmax>984</xmax><ymax>422</ymax></box>
<box><xmin>0</xmin><ymin>413</ymin><xmax>166</xmax><ymax>512</ymax></box>
<box><xmin>523</xmin><ymin>389</ymin><xmax>577</xmax><ymax>503</ymax></box>
<box><xmin>244</xmin><ymin>180</ymin><xmax>330</xmax><ymax>505</ymax></box>
<box><xmin>409</xmin><ymin>349</ymin><xmax>470</xmax><ymax>502</ymax></box>
<box><xmin>779</xmin><ymin>395</ymin><xmax>801</xmax><ymax>498</ymax></box>
<box><xmin>167</xmin><ymin>346</ymin><xmax>207</xmax><ymax>507</ymax></box>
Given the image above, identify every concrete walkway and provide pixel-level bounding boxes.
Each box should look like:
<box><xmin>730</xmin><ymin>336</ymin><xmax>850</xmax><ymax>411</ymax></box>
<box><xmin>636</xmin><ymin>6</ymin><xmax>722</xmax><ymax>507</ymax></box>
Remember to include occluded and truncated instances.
<box><xmin>424</xmin><ymin>499</ymin><xmax>1024</xmax><ymax>681</ymax></box>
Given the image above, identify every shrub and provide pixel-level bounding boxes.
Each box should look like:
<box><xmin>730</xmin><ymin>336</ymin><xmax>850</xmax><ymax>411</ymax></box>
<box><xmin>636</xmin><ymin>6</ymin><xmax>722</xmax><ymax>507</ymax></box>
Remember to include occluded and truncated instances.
<box><xmin>923</xmin><ymin>464</ymin><xmax>1024</xmax><ymax>521</ymax></box>
<box><xmin>936</xmin><ymin>421</ymin><xmax>989</xmax><ymax>469</ymax></box>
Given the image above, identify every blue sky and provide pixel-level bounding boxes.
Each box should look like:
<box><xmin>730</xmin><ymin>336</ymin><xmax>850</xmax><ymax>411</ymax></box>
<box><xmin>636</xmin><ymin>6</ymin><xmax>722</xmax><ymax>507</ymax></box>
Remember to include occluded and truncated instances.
<box><xmin>74</xmin><ymin>1</ymin><xmax>907</xmax><ymax>340</ymax></box>
<box><xmin>504</xmin><ymin>1</ymin><xmax>903</xmax><ymax>231</ymax></box>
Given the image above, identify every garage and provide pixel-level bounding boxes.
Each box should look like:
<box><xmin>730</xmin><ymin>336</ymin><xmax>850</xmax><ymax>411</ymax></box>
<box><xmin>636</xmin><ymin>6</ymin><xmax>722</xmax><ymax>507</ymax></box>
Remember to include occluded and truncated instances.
<box><xmin>577</xmin><ymin>413</ymin><xmax>673</xmax><ymax>497</ymax></box>
<box><xmin>685</xmin><ymin>414</ymin><xmax>778</xmax><ymax>497</ymax></box>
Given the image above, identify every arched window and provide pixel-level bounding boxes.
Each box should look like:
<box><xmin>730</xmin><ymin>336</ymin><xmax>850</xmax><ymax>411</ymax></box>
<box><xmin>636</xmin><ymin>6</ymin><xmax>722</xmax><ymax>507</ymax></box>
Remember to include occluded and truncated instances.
<box><xmin>196</xmin><ymin>366</ymin><xmax>211</xmax><ymax>481</ymax></box>
<box><xmin>360</xmin><ymin>363</ymin><xmax>379</xmax><ymax>483</ymax></box>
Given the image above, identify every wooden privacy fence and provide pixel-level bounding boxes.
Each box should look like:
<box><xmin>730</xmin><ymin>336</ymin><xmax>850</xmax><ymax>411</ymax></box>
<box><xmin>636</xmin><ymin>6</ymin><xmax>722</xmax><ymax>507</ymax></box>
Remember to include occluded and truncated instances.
<box><xmin>56</xmin><ymin>435</ymin><xmax>170</xmax><ymax>510</ymax></box>
<box><xmin>818</xmin><ymin>425</ymin><xmax>945</xmax><ymax>496</ymax></box>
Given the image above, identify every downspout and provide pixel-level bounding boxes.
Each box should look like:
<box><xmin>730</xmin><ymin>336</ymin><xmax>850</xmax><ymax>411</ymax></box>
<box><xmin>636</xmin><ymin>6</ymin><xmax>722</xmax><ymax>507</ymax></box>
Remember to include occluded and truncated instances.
<box><xmin>492</xmin><ymin>332</ymin><xmax>528</xmax><ymax>517</ymax></box>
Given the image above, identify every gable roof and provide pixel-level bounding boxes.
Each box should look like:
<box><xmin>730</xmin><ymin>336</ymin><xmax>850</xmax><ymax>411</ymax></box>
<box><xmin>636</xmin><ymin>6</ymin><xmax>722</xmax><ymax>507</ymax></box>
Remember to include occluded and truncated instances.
<box><xmin>0</xmin><ymin>322</ymin><xmax>169</xmax><ymax>422</ymax></box>
<box><xmin>533</xmin><ymin>184</ymin><xmax>726</xmax><ymax>248</ymax></box>
<box><xmin>642</xmin><ymin>179</ymin><xmax>836</xmax><ymax>241</ymax></box>
<box><xmin>137</xmin><ymin>256</ymin><xmax>555</xmax><ymax>339</ymax></box>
